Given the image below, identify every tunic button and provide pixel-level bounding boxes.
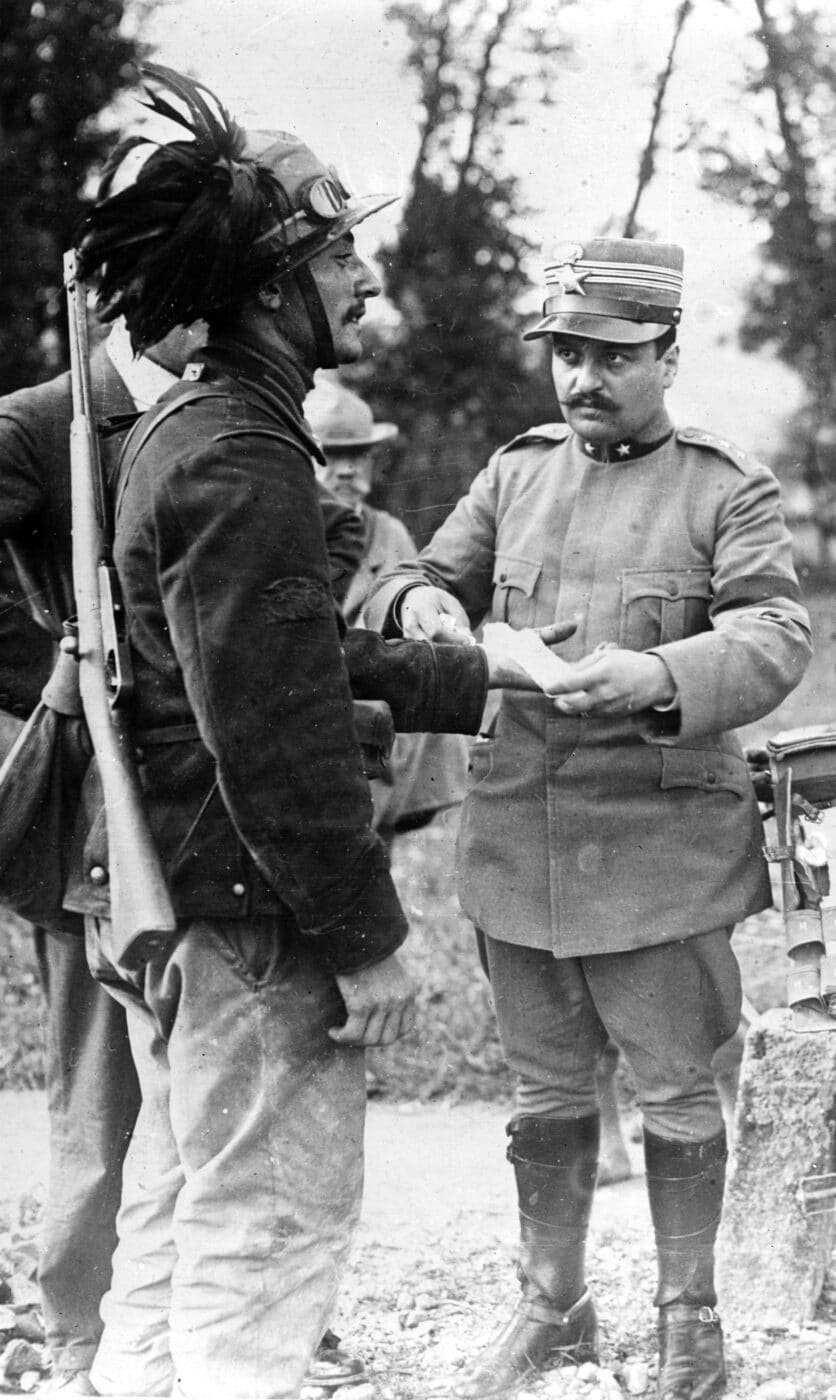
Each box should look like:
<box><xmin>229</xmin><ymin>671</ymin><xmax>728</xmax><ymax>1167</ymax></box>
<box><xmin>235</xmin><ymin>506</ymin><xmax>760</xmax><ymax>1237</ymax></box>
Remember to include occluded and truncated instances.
<box><xmin>232</xmin><ymin>882</ymin><xmax>246</xmax><ymax>897</ymax></box>
<box><xmin>705</xmin><ymin>771</ymin><xmax>717</xmax><ymax>785</ymax></box>
<box><xmin>89</xmin><ymin>865</ymin><xmax>109</xmax><ymax>886</ymax></box>
<box><xmin>499</xmin><ymin>571</ymin><xmax>507</xmax><ymax>583</ymax></box>
<box><xmin>667</xmin><ymin>581</ymin><xmax>679</xmax><ymax>597</ymax></box>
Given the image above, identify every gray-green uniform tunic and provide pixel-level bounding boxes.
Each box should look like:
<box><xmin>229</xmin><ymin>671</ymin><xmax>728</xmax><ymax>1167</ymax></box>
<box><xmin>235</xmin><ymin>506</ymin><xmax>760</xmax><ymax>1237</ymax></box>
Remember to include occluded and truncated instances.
<box><xmin>366</xmin><ymin>424</ymin><xmax>811</xmax><ymax>958</ymax></box>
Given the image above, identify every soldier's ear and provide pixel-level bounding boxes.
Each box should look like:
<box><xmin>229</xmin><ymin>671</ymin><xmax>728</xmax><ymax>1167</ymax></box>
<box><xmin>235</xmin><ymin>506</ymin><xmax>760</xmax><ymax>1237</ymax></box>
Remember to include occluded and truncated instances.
<box><xmin>661</xmin><ymin>343</ymin><xmax>679</xmax><ymax>389</ymax></box>
<box><xmin>258</xmin><ymin>283</ymin><xmax>284</xmax><ymax>312</ymax></box>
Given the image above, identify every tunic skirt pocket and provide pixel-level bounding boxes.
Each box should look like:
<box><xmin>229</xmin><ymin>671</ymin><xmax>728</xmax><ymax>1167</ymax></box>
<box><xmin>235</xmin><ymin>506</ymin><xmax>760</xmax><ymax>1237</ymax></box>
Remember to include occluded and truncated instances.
<box><xmin>659</xmin><ymin>746</ymin><xmax>751</xmax><ymax>800</ymax></box>
<box><xmin>492</xmin><ymin>554</ymin><xmax>542</xmax><ymax>628</ymax></box>
<box><xmin>619</xmin><ymin>567</ymin><xmax>711</xmax><ymax>650</ymax></box>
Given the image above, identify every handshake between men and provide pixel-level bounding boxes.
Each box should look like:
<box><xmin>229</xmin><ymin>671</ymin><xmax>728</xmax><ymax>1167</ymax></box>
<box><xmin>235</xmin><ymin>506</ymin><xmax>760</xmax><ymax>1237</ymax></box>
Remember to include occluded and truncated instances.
<box><xmin>402</xmin><ymin>584</ymin><xmax>677</xmax><ymax>717</ymax></box>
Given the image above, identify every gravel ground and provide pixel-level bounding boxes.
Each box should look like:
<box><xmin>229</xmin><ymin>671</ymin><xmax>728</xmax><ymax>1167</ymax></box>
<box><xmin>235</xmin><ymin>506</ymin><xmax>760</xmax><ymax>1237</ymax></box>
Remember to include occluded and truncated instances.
<box><xmin>328</xmin><ymin>1107</ymin><xmax>836</xmax><ymax>1400</ymax></box>
<box><xmin>2</xmin><ymin>1096</ymin><xmax>834</xmax><ymax>1399</ymax></box>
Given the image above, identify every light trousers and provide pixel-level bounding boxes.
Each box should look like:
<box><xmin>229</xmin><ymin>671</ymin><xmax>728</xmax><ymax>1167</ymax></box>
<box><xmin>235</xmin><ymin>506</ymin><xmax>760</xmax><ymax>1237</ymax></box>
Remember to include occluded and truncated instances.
<box><xmin>35</xmin><ymin>929</ymin><xmax>140</xmax><ymax>1375</ymax></box>
<box><xmin>86</xmin><ymin>915</ymin><xmax>366</xmax><ymax>1400</ymax></box>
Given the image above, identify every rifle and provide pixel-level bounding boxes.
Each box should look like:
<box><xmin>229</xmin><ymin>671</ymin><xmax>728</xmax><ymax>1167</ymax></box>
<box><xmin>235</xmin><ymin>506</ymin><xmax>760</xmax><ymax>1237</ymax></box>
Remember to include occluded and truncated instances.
<box><xmin>64</xmin><ymin>249</ymin><xmax>177</xmax><ymax>969</ymax></box>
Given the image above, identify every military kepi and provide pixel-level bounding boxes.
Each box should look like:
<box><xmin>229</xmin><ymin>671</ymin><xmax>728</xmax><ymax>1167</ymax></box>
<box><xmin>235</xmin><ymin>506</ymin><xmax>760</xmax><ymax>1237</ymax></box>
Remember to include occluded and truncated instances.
<box><xmin>524</xmin><ymin>238</ymin><xmax>684</xmax><ymax>345</ymax></box>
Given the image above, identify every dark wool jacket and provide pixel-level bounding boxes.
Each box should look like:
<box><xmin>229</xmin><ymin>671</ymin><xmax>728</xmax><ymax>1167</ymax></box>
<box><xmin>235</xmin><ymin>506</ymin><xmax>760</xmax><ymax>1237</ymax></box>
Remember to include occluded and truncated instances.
<box><xmin>0</xmin><ymin>346</ymin><xmax>134</xmax><ymax>714</ymax></box>
<box><xmin>66</xmin><ymin>336</ymin><xmax>487</xmax><ymax>973</ymax></box>
<box><xmin>0</xmin><ymin>345</ymin><xmax>135</xmax><ymax>639</ymax></box>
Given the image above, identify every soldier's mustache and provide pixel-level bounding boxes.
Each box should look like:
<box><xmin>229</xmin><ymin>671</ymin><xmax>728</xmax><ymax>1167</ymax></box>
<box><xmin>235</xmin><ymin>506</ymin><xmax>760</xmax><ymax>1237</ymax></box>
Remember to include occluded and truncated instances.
<box><xmin>567</xmin><ymin>394</ymin><xmax>615</xmax><ymax>411</ymax></box>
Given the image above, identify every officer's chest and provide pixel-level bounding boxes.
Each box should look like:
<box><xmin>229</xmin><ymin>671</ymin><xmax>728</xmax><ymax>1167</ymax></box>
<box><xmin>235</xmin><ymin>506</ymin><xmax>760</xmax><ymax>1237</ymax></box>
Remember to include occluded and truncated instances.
<box><xmin>491</xmin><ymin>442</ymin><xmax>716</xmax><ymax>648</ymax></box>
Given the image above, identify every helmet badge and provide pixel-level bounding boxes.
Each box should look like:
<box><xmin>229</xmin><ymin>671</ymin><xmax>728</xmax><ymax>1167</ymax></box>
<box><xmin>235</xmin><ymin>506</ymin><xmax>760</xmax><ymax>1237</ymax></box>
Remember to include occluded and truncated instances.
<box><xmin>306</xmin><ymin>174</ymin><xmax>349</xmax><ymax>221</ymax></box>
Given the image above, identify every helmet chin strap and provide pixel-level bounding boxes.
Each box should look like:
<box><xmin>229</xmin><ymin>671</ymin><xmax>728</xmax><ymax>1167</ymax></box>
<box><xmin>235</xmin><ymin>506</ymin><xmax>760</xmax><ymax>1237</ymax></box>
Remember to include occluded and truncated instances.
<box><xmin>293</xmin><ymin>262</ymin><xmax>337</xmax><ymax>369</ymax></box>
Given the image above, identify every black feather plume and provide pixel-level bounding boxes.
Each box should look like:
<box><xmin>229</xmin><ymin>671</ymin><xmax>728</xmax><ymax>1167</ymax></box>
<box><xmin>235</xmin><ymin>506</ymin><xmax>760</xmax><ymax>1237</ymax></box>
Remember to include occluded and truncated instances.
<box><xmin>76</xmin><ymin>65</ymin><xmax>293</xmax><ymax>353</ymax></box>
<box><xmin>138</xmin><ymin>63</ymin><xmax>247</xmax><ymax>163</ymax></box>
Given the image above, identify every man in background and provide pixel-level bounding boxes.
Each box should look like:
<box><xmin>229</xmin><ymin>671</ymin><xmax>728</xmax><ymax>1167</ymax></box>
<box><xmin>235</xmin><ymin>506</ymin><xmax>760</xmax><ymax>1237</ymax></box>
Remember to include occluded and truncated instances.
<box><xmin>0</xmin><ymin>312</ymin><xmax>165</xmax><ymax>1394</ymax></box>
<box><xmin>306</xmin><ymin>373</ymin><xmax>469</xmax><ymax>842</ymax></box>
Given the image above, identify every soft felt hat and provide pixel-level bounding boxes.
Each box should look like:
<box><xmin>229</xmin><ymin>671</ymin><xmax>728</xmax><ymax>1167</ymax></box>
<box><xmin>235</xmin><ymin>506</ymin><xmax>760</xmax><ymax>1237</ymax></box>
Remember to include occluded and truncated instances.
<box><xmin>305</xmin><ymin>375</ymin><xmax>398</xmax><ymax>448</ymax></box>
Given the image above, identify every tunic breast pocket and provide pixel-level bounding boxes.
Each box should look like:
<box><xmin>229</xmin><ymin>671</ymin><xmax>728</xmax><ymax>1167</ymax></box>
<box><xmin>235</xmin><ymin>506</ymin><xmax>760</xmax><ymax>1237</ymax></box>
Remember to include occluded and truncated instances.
<box><xmin>619</xmin><ymin>567</ymin><xmax>712</xmax><ymax>651</ymax></box>
<box><xmin>492</xmin><ymin>554</ymin><xmax>542</xmax><ymax>629</ymax></box>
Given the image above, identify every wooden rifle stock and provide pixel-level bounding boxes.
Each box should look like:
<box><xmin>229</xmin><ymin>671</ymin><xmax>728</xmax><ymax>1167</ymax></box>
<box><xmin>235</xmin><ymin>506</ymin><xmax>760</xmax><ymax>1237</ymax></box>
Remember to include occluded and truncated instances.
<box><xmin>64</xmin><ymin>250</ymin><xmax>177</xmax><ymax>969</ymax></box>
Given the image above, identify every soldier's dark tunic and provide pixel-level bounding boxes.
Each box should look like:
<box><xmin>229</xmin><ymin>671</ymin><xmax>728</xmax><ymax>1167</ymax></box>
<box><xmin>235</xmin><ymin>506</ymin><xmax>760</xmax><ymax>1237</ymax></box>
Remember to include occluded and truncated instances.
<box><xmin>71</xmin><ymin>334</ymin><xmax>489</xmax><ymax>1399</ymax></box>
<box><xmin>70</xmin><ymin>339</ymin><xmax>486</xmax><ymax>936</ymax></box>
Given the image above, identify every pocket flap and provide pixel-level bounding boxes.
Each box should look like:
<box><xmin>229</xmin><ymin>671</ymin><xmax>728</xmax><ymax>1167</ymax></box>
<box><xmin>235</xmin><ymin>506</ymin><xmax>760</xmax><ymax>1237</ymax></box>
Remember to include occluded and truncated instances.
<box><xmin>660</xmin><ymin>747</ymin><xmax>750</xmax><ymax>798</ymax></box>
<box><xmin>492</xmin><ymin>555</ymin><xmax>542</xmax><ymax>596</ymax></box>
<box><xmin>622</xmin><ymin>568</ymin><xmax>711</xmax><ymax>603</ymax></box>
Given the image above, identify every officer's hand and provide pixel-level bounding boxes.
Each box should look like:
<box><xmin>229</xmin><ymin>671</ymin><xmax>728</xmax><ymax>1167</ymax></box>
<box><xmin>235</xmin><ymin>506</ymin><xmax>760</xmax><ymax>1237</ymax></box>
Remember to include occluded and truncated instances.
<box><xmin>331</xmin><ymin>952</ymin><xmax>417</xmax><ymax>1047</ymax></box>
<box><xmin>400</xmin><ymin>586</ymin><xmax>476</xmax><ymax>645</ymax></box>
<box><xmin>536</xmin><ymin>620</ymin><xmax>577</xmax><ymax>649</ymax></box>
<box><xmin>549</xmin><ymin>646</ymin><xmax>677</xmax><ymax>716</ymax></box>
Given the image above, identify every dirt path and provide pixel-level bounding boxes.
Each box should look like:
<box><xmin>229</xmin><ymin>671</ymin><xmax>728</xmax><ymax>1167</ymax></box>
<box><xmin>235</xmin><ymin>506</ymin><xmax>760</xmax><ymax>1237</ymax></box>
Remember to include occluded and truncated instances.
<box><xmin>0</xmin><ymin>1091</ymin><xmax>649</xmax><ymax>1249</ymax></box>
<box><xmin>359</xmin><ymin>1098</ymin><xmax>648</xmax><ymax>1245</ymax></box>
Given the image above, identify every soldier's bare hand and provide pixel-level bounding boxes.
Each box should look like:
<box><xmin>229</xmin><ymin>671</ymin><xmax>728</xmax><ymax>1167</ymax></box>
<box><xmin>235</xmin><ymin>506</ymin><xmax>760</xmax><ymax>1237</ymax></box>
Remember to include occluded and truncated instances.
<box><xmin>550</xmin><ymin>647</ymin><xmax>677</xmax><ymax>716</ymax></box>
<box><xmin>400</xmin><ymin>586</ymin><xmax>475</xmax><ymax>645</ymax></box>
<box><xmin>331</xmin><ymin>952</ymin><xmax>417</xmax><ymax>1047</ymax></box>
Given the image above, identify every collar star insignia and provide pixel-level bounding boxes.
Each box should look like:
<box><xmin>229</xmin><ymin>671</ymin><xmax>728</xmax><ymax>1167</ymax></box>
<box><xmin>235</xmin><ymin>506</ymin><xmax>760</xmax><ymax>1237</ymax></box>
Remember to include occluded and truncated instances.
<box><xmin>578</xmin><ymin>428</ymin><xmax>675</xmax><ymax>464</ymax></box>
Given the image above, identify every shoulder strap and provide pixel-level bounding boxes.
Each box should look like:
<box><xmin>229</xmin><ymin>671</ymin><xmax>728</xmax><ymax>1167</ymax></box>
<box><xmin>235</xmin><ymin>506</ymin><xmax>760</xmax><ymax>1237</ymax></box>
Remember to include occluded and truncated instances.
<box><xmin>502</xmin><ymin>422</ymin><xmax>571</xmax><ymax>453</ymax></box>
<box><xmin>115</xmin><ymin>383</ymin><xmax>316</xmax><ymax>521</ymax></box>
<box><xmin>676</xmin><ymin>427</ymin><xmax>756</xmax><ymax>474</ymax></box>
<box><xmin>114</xmin><ymin>386</ymin><xmax>228</xmax><ymax>521</ymax></box>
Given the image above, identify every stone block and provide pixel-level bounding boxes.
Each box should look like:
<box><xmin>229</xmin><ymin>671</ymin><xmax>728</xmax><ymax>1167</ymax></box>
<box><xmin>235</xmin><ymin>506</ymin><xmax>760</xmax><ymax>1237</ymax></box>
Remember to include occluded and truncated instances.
<box><xmin>717</xmin><ymin>1007</ymin><xmax>836</xmax><ymax>1328</ymax></box>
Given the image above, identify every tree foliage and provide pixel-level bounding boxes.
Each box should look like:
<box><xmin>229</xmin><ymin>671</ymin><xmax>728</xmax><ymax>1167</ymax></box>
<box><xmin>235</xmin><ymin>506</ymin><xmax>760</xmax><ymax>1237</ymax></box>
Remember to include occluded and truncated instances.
<box><xmin>696</xmin><ymin>0</ymin><xmax>836</xmax><ymax>419</ymax></box>
<box><xmin>0</xmin><ymin>1</ymin><xmax>152</xmax><ymax>395</ymax></box>
<box><xmin>348</xmin><ymin>0</ymin><xmax>574</xmax><ymax>544</ymax></box>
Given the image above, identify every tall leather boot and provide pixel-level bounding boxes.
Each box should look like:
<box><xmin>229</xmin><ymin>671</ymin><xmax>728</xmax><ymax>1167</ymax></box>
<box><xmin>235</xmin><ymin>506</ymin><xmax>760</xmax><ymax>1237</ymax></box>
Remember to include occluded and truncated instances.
<box><xmin>452</xmin><ymin>1114</ymin><xmax>600</xmax><ymax>1399</ymax></box>
<box><xmin>644</xmin><ymin>1129</ymin><xmax>728</xmax><ymax>1400</ymax></box>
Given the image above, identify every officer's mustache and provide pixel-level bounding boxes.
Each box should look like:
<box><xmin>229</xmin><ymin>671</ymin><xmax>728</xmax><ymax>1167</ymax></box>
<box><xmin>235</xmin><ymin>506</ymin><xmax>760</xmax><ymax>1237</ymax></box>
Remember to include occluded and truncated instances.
<box><xmin>566</xmin><ymin>393</ymin><xmax>616</xmax><ymax>412</ymax></box>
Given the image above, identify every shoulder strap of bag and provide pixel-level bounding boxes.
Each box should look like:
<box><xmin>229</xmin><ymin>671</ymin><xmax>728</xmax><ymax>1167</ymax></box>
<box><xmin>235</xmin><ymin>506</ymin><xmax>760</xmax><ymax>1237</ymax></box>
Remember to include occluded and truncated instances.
<box><xmin>114</xmin><ymin>385</ymin><xmax>227</xmax><ymax>522</ymax></box>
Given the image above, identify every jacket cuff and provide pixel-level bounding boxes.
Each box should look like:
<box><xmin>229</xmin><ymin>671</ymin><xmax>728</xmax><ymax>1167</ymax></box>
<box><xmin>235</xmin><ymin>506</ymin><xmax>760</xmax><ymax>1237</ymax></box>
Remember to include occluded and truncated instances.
<box><xmin>635</xmin><ymin>650</ymin><xmax>682</xmax><ymax>742</ymax></box>
<box><xmin>344</xmin><ymin>630</ymin><xmax>488</xmax><ymax>734</ymax></box>
<box><xmin>428</xmin><ymin>644</ymin><xmax>489</xmax><ymax>735</ymax></box>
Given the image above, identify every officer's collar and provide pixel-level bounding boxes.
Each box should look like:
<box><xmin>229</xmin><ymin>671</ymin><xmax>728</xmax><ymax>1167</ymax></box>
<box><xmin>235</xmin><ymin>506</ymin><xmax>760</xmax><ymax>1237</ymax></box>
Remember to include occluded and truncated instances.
<box><xmin>578</xmin><ymin>428</ymin><xmax>674</xmax><ymax>463</ymax></box>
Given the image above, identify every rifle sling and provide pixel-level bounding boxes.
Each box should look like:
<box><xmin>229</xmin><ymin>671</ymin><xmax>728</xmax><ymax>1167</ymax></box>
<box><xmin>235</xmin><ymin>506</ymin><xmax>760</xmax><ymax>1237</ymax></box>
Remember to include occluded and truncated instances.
<box><xmin>114</xmin><ymin>386</ymin><xmax>228</xmax><ymax>522</ymax></box>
